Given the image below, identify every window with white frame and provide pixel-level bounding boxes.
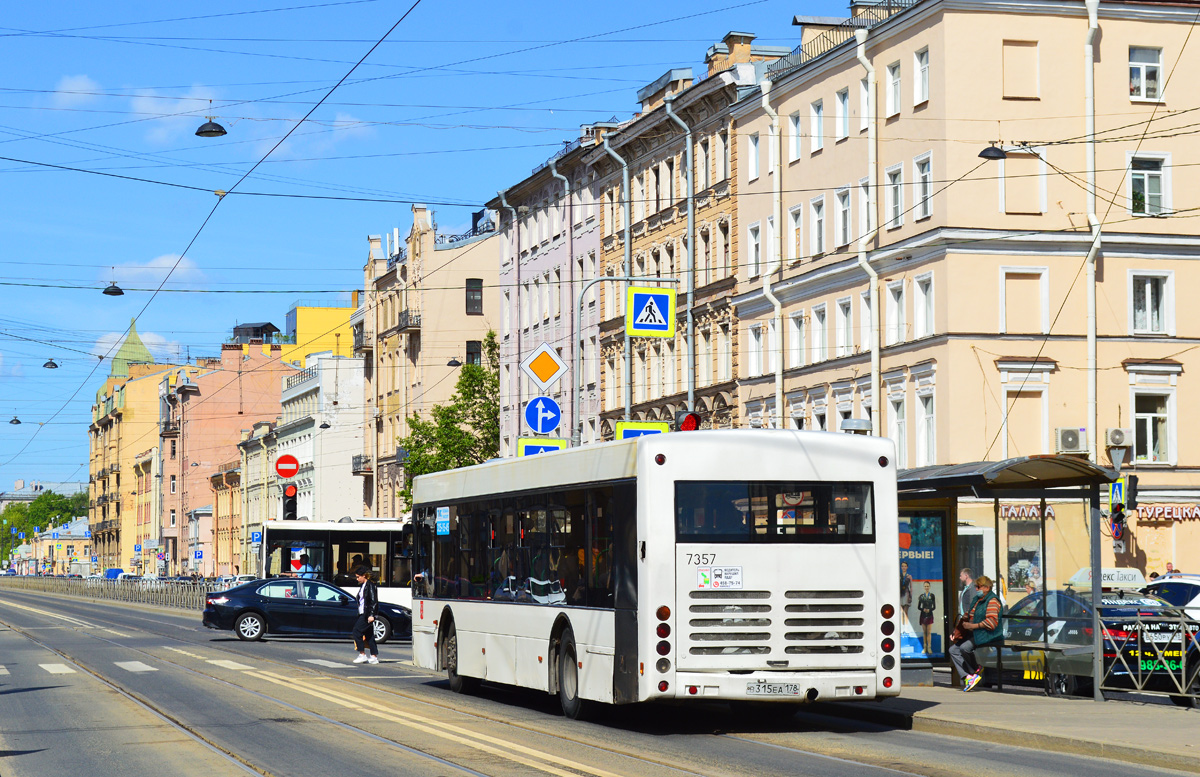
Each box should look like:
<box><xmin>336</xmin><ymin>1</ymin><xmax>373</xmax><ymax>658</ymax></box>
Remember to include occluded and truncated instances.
<box><xmin>915</xmin><ymin>155</ymin><xmax>932</xmax><ymax>219</ymax></box>
<box><xmin>886</xmin><ymin>166</ymin><xmax>904</xmax><ymax>228</ymax></box>
<box><xmin>859</xmin><ymin>177</ymin><xmax>870</xmax><ymax>236</ymax></box>
<box><xmin>810</xmin><ymin>196</ymin><xmax>826</xmax><ymax>256</ymax></box>
<box><xmin>789</xmin><ymin>206</ymin><xmax>803</xmax><ymax>261</ymax></box>
<box><xmin>553</xmin><ymin>268</ymin><xmax>561</xmax><ymax>317</ymax></box>
<box><xmin>1134</xmin><ymin>391</ymin><xmax>1171</xmax><ymax>463</ymax></box>
<box><xmin>699</xmin><ymin>329</ymin><xmax>711</xmax><ymax>386</ymax></box>
<box><xmin>766</xmin><ymin>216</ymin><xmax>775</xmax><ymax>270</ymax></box>
<box><xmin>836</xmin><ymin>88</ymin><xmax>850</xmax><ymax>140</ymax></box>
<box><xmin>788</xmin><ymin>112</ymin><xmax>801</xmax><ymax>161</ymax></box>
<box><xmin>720</xmin><ymin>130</ymin><xmax>730</xmax><ymax>181</ymax></box>
<box><xmin>836</xmin><ymin>298</ymin><xmax>853</xmax><ymax>357</ymax></box>
<box><xmin>1130</xmin><ymin>272</ymin><xmax>1172</xmax><ymax>334</ymax></box>
<box><xmin>748</xmin><ymin>133</ymin><xmax>760</xmax><ymax>181</ymax></box>
<box><xmin>767</xmin><ymin>319</ymin><xmax>778</xmax><ymax>374</ymax></box>
<box><xmin>836</xmin><ymin>189</ymin><xmax>851</xmax><ymax>247</ymax></box>
<box><xmin>860</xmin><ymin>77</ymin><xmax>870</xmax><ymax>131</ymax></box>
<box><xmin>748</xmin><ymin>223</ymin><xmax>761</xmax><ymax>277</ymax></box>
<box><xmin>502</xmin><ymin>290</ymin><xmax>510</xmax><ymax>336</ymax></box>
<box><xmin>788</xmin><ymin>312</ymin><xmax>805</xmax><ymax>368</ymax></box>
<box><xmin>665</xmin><ymin>158</ymin><xmax>675</xmax><ymax>203</ymax></box>
<box><xmin>1130</xmin><ymin>156</ymin><xmax>1167</xmax><ymax>215</ymax></box>
<box><xmin>886</xmin><ymin>63</ymin><xmax>901</xmax><ymax>116</ymax></box>
<box><xmin>916</xmin><ymin>393</ymin><xmax>935</xmax><ymax>466</ymax></box>
<box><xmin>1129</xmin><ymin>47</ymin><xmax>1162</xmax><ymax>100</ymax></box>
<box><xmin>748</xmin><ymin>325</ymin><xmax>763</xmax><ymax>376</ymax></box>
<box><xmin>812</xmin><ymin>305</ymin><xmax>827</xmax><ymax>361</ymax></box>
<box><xmin>814</xmin><ymin>410</ymin><xmax>827</xmax><ymax>431</ymax></box>
<box><xmin>719</xmin><ymin>324</ymin><xmax>732</xmax><ymax>382</ymax></box>
<box><xmin>810</xmin><ymin>100</ymin><xmax>824</xmax><ymax>152</ymax></box>
<box><xmin>698</xmin><ymin>139</ymin><xmax>710</xmax><ymax>190</ymax></box>
<box><xmin>860</xmin><ymin>291</ymin><xmax>872</xmax><ymax>348</ymax></box>
<box><xmin>887</xmin><ymin>281</ymin><xmax>906</xmax><ymax>345</ymax></box>
<box><xmin>889</xmin><ymin>396</ymin><xmax>907</xmax><ymax>468</ymax></box>
<box><xmin>915</xmin><ymin>274</ymin><xmax>934</xmax><ymax>338</ymax></box>
<box><xmin>914</xmin><ymin>48</ymin><xmax>929</xmax><ymax>105</ymax></box>
<box><xmin>587</xmin><ymin>336</ymin><xmax>597</xmax><ymax>385</ymax></box>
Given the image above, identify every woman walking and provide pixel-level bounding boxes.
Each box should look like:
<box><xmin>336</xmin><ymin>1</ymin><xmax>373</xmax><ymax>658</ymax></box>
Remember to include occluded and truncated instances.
<box><xmin>352</xmin><ymin>565</ymin><xmax>379</xmax><ymax>665</ymax></box>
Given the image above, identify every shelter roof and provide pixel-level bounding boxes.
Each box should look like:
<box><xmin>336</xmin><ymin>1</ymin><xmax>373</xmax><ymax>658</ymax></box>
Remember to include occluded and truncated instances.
<box><xmin>898</xmin><ymin>455</ymin><xmax>1117</xmax><ymax>494</ymax></box>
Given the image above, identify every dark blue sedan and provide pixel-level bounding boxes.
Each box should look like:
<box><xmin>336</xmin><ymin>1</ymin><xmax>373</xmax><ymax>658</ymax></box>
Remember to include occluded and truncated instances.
<box><xmin>202</xmin><ymin>578</ymin><xmax>412</xmax><ymax>643</ymax></box>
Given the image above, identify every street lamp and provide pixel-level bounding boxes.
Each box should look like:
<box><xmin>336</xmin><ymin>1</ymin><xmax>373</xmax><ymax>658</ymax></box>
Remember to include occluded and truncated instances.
<box><xmin>979</xmin><ymin>143</ymin><xmax>1007</xmax><ymax>160</ymax></box>
<box><xmin>8</xmin><ymin>416</ymin><xmax>20</xmax><ymax>425</ymax></box>
<box><xmin>43</xmin><ymin>358</ymin><xmax>58</xmax><ymax>369</ymax></box>
<box><xmin>195</xmin><ymin>101</ymin><xmax>227</xmax><ymax>138</ymax></box>
<box><xmin>447</xmin><ymin>357</ymin><xmax>462</xmax><ymax>367</ymax></box>
<box><xmin>103</xmin><ymin>266</ymin><xmax>123</xmax><ymax>297</ymax></box>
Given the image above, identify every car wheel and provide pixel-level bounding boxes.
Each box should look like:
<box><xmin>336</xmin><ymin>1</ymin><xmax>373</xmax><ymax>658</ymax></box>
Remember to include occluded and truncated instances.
<box><xmin>234</xmin><ymin>612</ymin><xmax>265</xmax><ymax>642</ymax></box>
<box><xmin>1169</xmin><ymin>673</ymin><xmax>1200</xmax><ymax>709</ymax></box>
<box><xmin>445</xmin><ymin>622</ymin><xmax>479</xmax><ymax>694</ymax></box>
<box><xmin>372</xmin><ymin>615</ymin><xmax>391</xmax><ymax>645</ymax></box>
<box><xmin>557</xmin><ymin>626</ymin><xmax>595</xmax><ymax>720</ymax></box>
<box><xmin>1046</xmin><ymin>672</ymin><xmax>1078</xmax><ymax>697</ymax></box>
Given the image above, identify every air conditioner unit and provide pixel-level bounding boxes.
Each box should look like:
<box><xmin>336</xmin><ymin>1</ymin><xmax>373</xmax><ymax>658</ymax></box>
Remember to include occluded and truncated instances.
<box><xmin>1106</xmin><ymin>427</ymin><xmax>1134</xmax><ymax>448</ymax></box>
<box><xmin>1055</xmin><ymin>427</ymin><xmax>1088</xmax><ymax>454</ymax></box>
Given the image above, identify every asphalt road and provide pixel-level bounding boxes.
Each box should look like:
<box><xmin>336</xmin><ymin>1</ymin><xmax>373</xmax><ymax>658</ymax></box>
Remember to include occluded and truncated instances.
<box><xmin>0</xmin><ymin>588</ymin><xmax>1188</xmax><ymax>777</ymax></box>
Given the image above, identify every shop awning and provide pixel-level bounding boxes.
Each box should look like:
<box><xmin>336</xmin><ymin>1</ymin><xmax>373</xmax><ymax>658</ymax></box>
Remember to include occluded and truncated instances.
<box><xmin>898</xmin><ymin>455</ymin><xmax>1117</xmax><ymax>496</ymax></box>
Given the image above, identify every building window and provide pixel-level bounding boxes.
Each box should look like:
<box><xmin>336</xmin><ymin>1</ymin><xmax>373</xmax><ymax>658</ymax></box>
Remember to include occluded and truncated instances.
<box><xmin>836</xmin><ymin>88</ymin><xmax>849</xmax><ymax>140</ymax></box>
<box><xmin>788</xmin><ymin>112</ymin><xmax>801</xmax><ymax>161</ymax></box>
<box><xmin>810</xmin><ymin>197</ymin><xmax>826</xmax><ymax>256</ymax></box>
<box><xmin>789</xmin><ymin>206</ymin><xmax>802</xmax><ymax>261</ymax></box>
<box><xmin>465</xmin><ymin>340</ymin><xmax>482</xmax><ymax>366</ymax></box>
<box><xmin>719</xmin><ymin>324</ymin><xmax>732</xmax><ymax>382</ymax></box>
<box><xmin>887</xmin><ymin>281</ymin><xmax>906</xmax><ymax>345</ymax></box>
<box><xmin>1134</xmin><ymin>392</ymin><xmax>1170</xmax><ymax>463</ymax></box>
<box><xmin>887</xmin><ymin>62</ymin><xmax>901</xmax><ymax>116</ymax></box>
<box><xmin>812</xmin><ymin>305</ymin><xmax>827</xmax><ymax>361</ymax></box>
<box><xmin>720</xmin><ymin>130</ymin><xmax>730</xmax><ymax>181</ymax></box>
<box><xmin>1130</xmin><ymin>157</ymin><xmax>1166</xmax><ymax>215</ymax></box>
<box><xmin>915</xmin><ymin>156</ymin><xmax>932</xmax><ymax>219</ymax></box>
<box><xmin>836</xmin><ymin>298</ymin><xmax>853</xmax><ymax>357</ymax></box>
<box><xmin>859</xmin><ymin>178</ymin><xmax>870</xmax><ymax>237</ymax></box>
<box><xmin>747</xmin><ymin>223</ymin><xmax>761</xmax><ymax>277</ymax></box>
<box><xmin>915</xmin><ymin>275</ymin><xmax>934</xmax><ymax>338</ymax></box>
<box><xmin>748</xmin><ymin>325</ymin><xmax>763</xmax><ymax>376</ymax></box>
<box><xmin>170</xmin><ymin>475</ymin><xmax>177</xmax><ymax>494</ymax></box>
<box><xmin>1131</xmin><ymin>272</ymin><xmax>1171</xmax><ymax>334</ymax></box>
<box><xmin>814</xmin><ymin>410</ymin><xmax>827</xmax><ymax>431</ymax></box>
<box><xmin>836</xmin><ymin>189</ymin><xmax>851</xmax><ymax>247</ymax></box>
<box><xmin>1130</xmin><ymin>47</ymin><xmax>1162</xmax><ymax>100</ymax></box>
<box><xmin>748</xmin><ymin>133</ymin><xmax>760</xmax><ymax>181</ymax></box>
<box><xmin>917</xmin><ymin>394</ymin><xmax>935</xmax><ymax>466</ymax></box>
<box><xmin>766</xmin><ymin>319</ymin><xmax>778</xmax><ymax>375</ymax></box>
<box><xmin>887</xmin><ymin>166</ymin><xmax>904</xmax><ymax>228</ymax></box>
<box><xmin>170</xmin><ymin>509</ymin><xmax>176</xmax><ymax>527</ymax></box>
<box><xmin>860</xmin><ymin>77</ymin><xmax>870</xmax><ymax>131</ymax></box>
<box><xmin>810</xmin><ymin>100</ymin><xmax>824</xmax><ymax>152</ymax></box>
<box><xmin>914</xmin><ymin>48</ymin><xmax>929</xmax><ymax>105</ymax></box>
<box><xmin>788</xmin><ymin>312</ymin><xmax>805</xmax><ymax>369</ymax></box>
<box><xmin>465</xmin><ymin>278</ymin><xmax>483</xmax><ymax>315</ymax></box>
<box><xmin>890</xmin><ymin>397</ymin><xmax>907</xmax><ymax>468</ymax></box>
<box><xmin>698</xmin><ymin>139</ymin><xmax>710</xmax><ymax>190</ymax></box>
<box><xmin>170</xmin><ymin>440</ymin><xmax>176</xmax><ymax>460</ymax></box>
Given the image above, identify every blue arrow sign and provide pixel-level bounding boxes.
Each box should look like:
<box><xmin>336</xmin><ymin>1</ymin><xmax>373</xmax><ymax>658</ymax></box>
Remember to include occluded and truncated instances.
<box><xmin>85</xmin><ymin>530</ymin><xmax>91</xmax><ymax>538</ymax></box>
<box><xmin>524</xmin><ymin>396</ymin><xmax>562</xmax><ymax>435</ymax></box>
<box><xmin>52</xmin><ymin>532</ymin><xmax>59</xmax><ymax>539</ymax></box>
<box><xmin>19</xmin><ymin>532</ymin><xmax>25</xmax><ymax>539</ymax></box>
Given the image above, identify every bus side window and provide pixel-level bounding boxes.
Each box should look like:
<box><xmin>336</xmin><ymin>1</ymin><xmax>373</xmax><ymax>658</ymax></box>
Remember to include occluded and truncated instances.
<box><xmin>588</xmin><ymin>487</ymin><xmax>614</xmax><ymax>609</ymax></box>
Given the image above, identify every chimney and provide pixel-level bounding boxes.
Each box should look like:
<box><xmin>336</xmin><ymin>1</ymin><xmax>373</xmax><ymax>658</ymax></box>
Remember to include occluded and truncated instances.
<box><xmin>637</xmin><ymin>68</ymin><xmax>695</xmax><ymax>113</ymax></box>
<box><xmin>368</xmin><ymin>234</ymin><xmax>382</xmax><ymax>261</ymax></box>
<box><xmin>705</xmin><ymin>31</ymin><xmax>758</xmax><ymax>77</ymax></box>
<box><xmin>14</xmin><ymin>479</ymin><xmax>24</xmax><ymax>490</ymax></box>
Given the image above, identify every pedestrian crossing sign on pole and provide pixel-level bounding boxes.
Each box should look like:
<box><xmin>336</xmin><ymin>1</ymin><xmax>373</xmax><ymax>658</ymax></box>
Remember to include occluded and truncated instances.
<box><xmin>517</xmin><ymin>437</ymin><xmax>567</xmax><ymax>456</ymax></box>
<box><xmin>615</xmin><ymin>420</ymin><xmax>671</xmax><ymax>439</ymax></box>
<box><xmin>625</xmin><ymin>286</ymin><xmax>675</xmax><ymax>338</ymax></box>
<box><xmin>1109</xmin><ymin>477</ymin><xmax>1126</xmax><ymax>513</ymax></box>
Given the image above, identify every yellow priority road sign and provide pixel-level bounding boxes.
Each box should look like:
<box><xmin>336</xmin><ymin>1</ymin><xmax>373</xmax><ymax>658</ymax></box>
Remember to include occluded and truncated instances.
<box><xmin>625</xmin><ymin>286</ymin><xmax>675</xmax><ymax>338</ymax></box>
<box><xmin>519</xmin><ymin>342</ymin><xmax>569</xmax><ymax>393</ymax></box>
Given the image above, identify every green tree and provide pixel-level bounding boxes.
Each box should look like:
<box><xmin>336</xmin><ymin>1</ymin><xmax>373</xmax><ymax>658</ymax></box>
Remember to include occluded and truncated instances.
<box><xmin>397</xmin><ymin>331</ymin><xmax>500</xmax><ymax>508</ymax></box>
<box><xmin>2</xmin><ymin>489</ymin><xmax>87</xmax><ymax>563</ymax></box>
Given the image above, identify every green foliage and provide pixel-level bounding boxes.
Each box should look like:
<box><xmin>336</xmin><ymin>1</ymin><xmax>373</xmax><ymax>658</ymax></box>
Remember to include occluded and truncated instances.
<box><xmin>1</xmin><ymin>489</ymin><xmax>88</xmax><ymax>560</ymax></box>
<box><xmin>398</xmin><ymin>331</ymin><xmax>500</xmax><ymax>509</ymax></box>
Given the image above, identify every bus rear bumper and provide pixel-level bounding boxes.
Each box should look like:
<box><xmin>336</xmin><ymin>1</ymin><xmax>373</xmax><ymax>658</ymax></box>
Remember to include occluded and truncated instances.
<box><xmin>668</xmin><ymin>671</ymin><xmax>896</xmax><ymax>701</ymax></box>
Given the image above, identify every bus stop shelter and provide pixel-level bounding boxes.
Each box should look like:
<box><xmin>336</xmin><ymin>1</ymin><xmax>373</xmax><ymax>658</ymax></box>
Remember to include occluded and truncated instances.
<box><xmin>896</xmin><ymin>455</ymin><xmax>1117</xmax><ymax>699</ymax></box>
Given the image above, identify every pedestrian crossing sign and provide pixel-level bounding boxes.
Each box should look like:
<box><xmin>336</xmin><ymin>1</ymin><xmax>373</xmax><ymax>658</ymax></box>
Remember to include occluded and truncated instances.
<box><xmin>615</xmin><ymin>420</ymin><xmax>671</xmax><ymax>439</ymax></box>
<box><xmin>625</xmin><ymin>286</ymin><xmax>675</xmax><ymax>338</ymax></box>
<box><xmin>517</xmin><ymin>437</ymin><xmax>567</xmax><ymax>456</ymax></box>
<box><xmin>1109</xmin><ymin>477</ymin><xmax>1126</xmax><ymax>513</ymax></box>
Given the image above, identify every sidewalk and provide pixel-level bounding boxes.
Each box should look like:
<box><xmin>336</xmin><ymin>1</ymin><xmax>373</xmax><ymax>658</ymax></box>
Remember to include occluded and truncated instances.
<box><xmin>814</xmin><ymin>673</ymin><xmax>1200</xmax><ymax>773</ymax></box>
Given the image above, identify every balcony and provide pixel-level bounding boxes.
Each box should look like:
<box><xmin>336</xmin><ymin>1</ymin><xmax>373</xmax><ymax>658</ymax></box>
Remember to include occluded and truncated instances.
<box><xmin>353</xmin><ymin>326</ymin><xmax>371</xmax><ymax>354</ymax></box>
<box><xmin>161</xmin><ymin>419</ymin><xmax>179</xmax><ymax>436</ymax></box>
<box><xmin>351</xmin><ymin>454</ymin><xmax>372</xmax><ymax>476</ymax></box>
<box><xmin>95</xmin><ymin>519</ymin><xmax>119</xmax><ymax>534</ymax></box>
<box><xmin>398</xmin><ymin>309</ymin><xmax>421</xmax><ymax>332</ymax></box>
<box><xmin>109</xmin><ymin>463</ymin><xmax>120</xmax><ymax>473</ymax></box>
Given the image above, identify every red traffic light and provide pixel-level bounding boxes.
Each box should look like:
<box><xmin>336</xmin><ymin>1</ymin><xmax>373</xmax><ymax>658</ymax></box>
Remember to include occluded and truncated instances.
<box><xmin>284</xmin><ymin>484</ymin><xmax>297</xmax><ymax>498</ymax></box>
<box><xmin>675</xmin><ymin>411</ymin><xmax>701</xmax><ymax>431</ymax></box>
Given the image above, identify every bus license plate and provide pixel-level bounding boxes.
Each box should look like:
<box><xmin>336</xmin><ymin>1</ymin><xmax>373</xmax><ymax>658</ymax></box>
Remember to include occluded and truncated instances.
<box><xmin>746</xmin><ymin>682</ymin><xmax>802</xmax><ymax>696</ymax></box>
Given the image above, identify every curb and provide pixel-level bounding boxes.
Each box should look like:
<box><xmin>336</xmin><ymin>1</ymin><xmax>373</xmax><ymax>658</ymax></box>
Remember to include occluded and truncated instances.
<box><xmin>811</xmin><ymin>700</ymin><xmax>1200</xmax><ymax>775</ymax></box>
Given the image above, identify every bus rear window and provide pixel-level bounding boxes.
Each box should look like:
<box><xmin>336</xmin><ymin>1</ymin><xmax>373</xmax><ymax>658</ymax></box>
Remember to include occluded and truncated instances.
<box><xmin>675</xmin><ymin>482</ymin><xmax>874</xmax><ymax>543</ymax></box>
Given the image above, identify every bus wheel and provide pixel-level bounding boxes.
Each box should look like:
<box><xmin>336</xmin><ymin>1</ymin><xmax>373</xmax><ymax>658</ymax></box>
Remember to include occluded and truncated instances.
<box><xmin>557</xmin><ymin>627</ymin><xmax>595</xmax><ymax>720</ymax></box>
<box><xmin>445</xmin><ymin>623</ymin><xmax>479</xmax><ymax>694</ymax></box>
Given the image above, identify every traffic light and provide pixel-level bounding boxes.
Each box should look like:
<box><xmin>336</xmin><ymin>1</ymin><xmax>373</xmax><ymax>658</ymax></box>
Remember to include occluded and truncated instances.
<box><xmin>282</xmin><ymin>484</ymin><xmax>298</xmax><ymax>520</ymax></box>
<box><xmin>1126</xmin><ymin>475</ymin><xmax>1138</xmax><ymax>510</ymax></box>
<box><xmin>1109</xmin><ymin>502</ymin><xmax>1126</xmax><ymax>541</ymax></box>
<box><xmin>675</xmin><ymin>410</ymin><xmax>701</xmax><ymax>431</ymax></box>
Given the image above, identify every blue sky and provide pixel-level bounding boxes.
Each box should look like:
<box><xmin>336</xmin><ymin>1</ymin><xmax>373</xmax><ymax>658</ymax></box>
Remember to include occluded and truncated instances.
<box><xmin>0</xmin><ymin>0</ymin><xmax>842</xmax><ymax>486</ymax></box>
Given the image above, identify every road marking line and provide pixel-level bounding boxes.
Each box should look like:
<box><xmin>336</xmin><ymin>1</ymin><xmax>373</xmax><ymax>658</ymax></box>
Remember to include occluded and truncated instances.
<box><xmin>114</xmin><ymin>661</ymin><xmax>158</xmax><ymax>673</ymax></box>
<box><xmin>299</xmin><ymin>659</ymin><xmax>350</xmax><ymax>668</ymax></box>
<box><xmin>100</xmin><ymin>629</ymin><xmax>131</xmax><ymax>638</ymax></box>
<box><xmin>40</xmin><ymin>663</ymin><xmax>75</xmax><ymax>674</ymax></box>
<box><xmin>248</xmin><ymin>670</ymin><xmax>624</xmax><ymax>777</ymax></box>
<box><xmin>163</xmin><ymin>646</ymin><xmax>205</xmax><ymax>659</ymax></box>
<box><xmin>207</xmin><ymin>660</ymin><xmax>253</xmax><ymax>671</ymax></box>
<box><xmin>0</xmin><ymin>600</ymin><xmax>95</xmax><ymax>628</ymax></box>
<box><xmin>0</xmin><ymin>666</ymin><xmax>9</xmax><ymax>675</ymax></box>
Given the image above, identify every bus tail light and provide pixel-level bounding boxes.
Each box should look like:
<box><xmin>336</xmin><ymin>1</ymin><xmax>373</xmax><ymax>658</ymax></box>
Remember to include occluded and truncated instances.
<box><xmin>881</xmin><ymin>638</ymin><xmax>895</xmax><ymax>653</ymax></box>
<box><xmin>656</xmin><ymin>658</ymin><xmax>670</xmax><ymax>673</ymax></box>
<box><xmin>854</xmin><ymin>686</ymin><xmax>865</xmax><ymax>695</ymax></box>
<box><xmin>880</xmin><ymin>621</ymin><xmax>895</xmax><ymax>636</ymax></box>
<box><xmin>687</xmin><ymin>685</ymin><xmax>698</xmax><ymax>695</ymax></box>
<box><xmin>658</xmin><ymin>681</ymin><xmax>670</xmax><ymax>692</ymax></box>
<box><xmin>880</xmin><ymin>604</ymin><xmax>895</xmax><ymax>619</ymax></box>
<box><xmin>881</xmin><ymin>656</ymin><xmax>895</xmax><ymax>670</ymax></box>
<box><xmin>656</xmin><ymin>623</ymin><xmax>671</xmax><ymax>638</ymax></box>
<box><xmin>656</xmin><ymin>605</ymin><xmax>671</xmax><ymax>620</ymax></box>
<box><xmin>656</xmin><ymin>641</ymin><xmax>671</xmax><ymax>656</ymax></box>
<box><xmin>883</xmin><ymin>677</ymin><xmax>894</xmax><ymax>689</ymax></box>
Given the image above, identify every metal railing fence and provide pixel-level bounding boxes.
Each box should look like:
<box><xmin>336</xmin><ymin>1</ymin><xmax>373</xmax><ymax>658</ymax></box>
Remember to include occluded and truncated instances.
<box><xmin>0</xmin><ymin>576</ymin><xmax>225</xmax><ymax>610</ymax></box>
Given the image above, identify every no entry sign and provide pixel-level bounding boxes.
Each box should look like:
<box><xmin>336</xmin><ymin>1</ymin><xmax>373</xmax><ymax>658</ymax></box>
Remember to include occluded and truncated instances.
<box><xmin>275</xmin><ymin>454</ymin><xmax>300</xmax><ymax>479</ymax></box>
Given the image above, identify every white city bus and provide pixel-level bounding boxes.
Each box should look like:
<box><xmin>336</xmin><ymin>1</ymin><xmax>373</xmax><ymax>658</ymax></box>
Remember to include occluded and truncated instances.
<box><xmin>410</xmin><ymin>429</ymin><xmax>901</xmax><ymax>717</ymax></box>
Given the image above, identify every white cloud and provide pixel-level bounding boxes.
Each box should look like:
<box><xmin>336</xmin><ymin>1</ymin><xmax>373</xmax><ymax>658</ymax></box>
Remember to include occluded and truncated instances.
<box><xmin>266</xmin><ymin>112</ymin><xmax>374</xmax><ymax>161</ymax></box>
<box><xmin>130</xmin><ymin>86</ymin><xmax>218</xmax><ymax>145</ymax></box>
<box><xmin>51</xmin><ymin>75</ymin><xmax>101</xmax><ymax>107</ymax></box>
<box><xmin>103</xmin><ymin>254</ymin><xmax>206</xmax><ymax>289</ymax></box>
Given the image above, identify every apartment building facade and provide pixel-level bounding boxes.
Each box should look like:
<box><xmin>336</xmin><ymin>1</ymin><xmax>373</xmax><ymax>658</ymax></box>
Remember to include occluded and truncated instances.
<box><xmin>351</xmin><ymin>205</ymin><xmax>500</xmax><ymax>517</ymax></box>
<box><xmin>585</xmin><ymin>33</ymin><xmax>788</xmax><ymax>437</ymax></box>
<box><xmin>489</xmin><ymin>139</ymin><xmax>603</xmax><ymax>454</ymax></box>
<box><xmin>731</xmin><ymin>0</ymin><xmax>1200</xmax><ymax>606</ymax></box>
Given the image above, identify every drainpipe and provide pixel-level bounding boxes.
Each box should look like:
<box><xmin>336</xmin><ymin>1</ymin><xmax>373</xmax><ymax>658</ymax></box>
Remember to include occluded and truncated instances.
<box><xmin>664</xmin><ymin>94</ymin><xmax>696</xmax><ymax>413</ymax></box>
<box><xmin>498</xmin><ymin>190</ymin><xmax>521</xmax><ymax>448</ymax></box>
<box><xmin>602</xmin><ymin>136</ymin><xmax>633</xmax><ymax>421</ymax></box>
<box><xmin>548</xmin><ymin>159</ymin><xmax>575</xmax><ymax>437</ymax></box>
<box><xmin>856</xmin><ymin>29</ymin><xmax>882</xmax><ymax>436</ymax></box>
<box><xmin>1084</xmin><ymin>0</ymin><xmax>1104</xmax><ymax>706</ymax></box>
<box><xmin>758</xmin><ymin>79</ymin><xmax>785</xmax><ymax>428</ymax></box>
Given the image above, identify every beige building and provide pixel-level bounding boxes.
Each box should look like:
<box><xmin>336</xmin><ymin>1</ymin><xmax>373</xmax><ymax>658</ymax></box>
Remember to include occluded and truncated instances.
<box><xmin>729</xmin><ymin>0</ymin><xmax>1200</xmax><ymax>591</ymax></box>
<box><xmin>351</xmin><ymin>205</ymin><xmax>500</xmax><ymax>517</ymax></box>
<box><xmin>586</xmin><ymin>33</ymin><xmax>788</xmax><ymax>436</ymax></box>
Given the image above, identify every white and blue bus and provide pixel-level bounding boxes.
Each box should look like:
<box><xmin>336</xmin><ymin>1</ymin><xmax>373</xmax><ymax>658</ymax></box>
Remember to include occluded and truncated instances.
<box><xmin>410</xmin><ymin>429</ymin><xmax>901</xmax><ymax>717</ymax></box>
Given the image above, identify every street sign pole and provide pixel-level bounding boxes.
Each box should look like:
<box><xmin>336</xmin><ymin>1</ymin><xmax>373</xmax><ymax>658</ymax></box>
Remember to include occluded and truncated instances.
<box><xmin>571</xmin><ymin>275</ymin><xmax>681</xmax><ymax>447</ymax></box>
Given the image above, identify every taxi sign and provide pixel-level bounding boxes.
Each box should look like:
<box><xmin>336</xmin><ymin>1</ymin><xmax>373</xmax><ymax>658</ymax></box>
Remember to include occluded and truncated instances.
<box><xmin>615</xmin><ymin>420</ymin><xmax>671</xmax><ymax>439</ymax></box>
<box><xmin>519</xmin><ymin>342</ymin><xmax>568</xmax><ymax>392</ymax></box>
<box><xmin>517</xmin><ymin>437</ymin><xmax>567</xmax><ymax>456</ymax></box>
<box><xmin>625</xmin><ymin>286</ymin><xmax>675</xmax><ymax>338</ymax></box>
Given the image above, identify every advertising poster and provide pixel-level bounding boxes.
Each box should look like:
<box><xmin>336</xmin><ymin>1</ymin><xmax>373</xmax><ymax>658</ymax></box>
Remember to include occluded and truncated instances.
<box><xmin>899</xmin><ymin>514</ymin><xmax>945</xmax><ymax>659</ymax></box>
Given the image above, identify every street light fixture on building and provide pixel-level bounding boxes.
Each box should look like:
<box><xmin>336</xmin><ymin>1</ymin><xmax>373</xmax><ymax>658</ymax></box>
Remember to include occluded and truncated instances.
<box><xmin>979</xmin><ymin>143</ymin><xmax>1007</xmax><ymax>160</ymax></box>
<box><xmin>447</xmin><ymin>357</ymin><xmax>462</xmax><ymax>367</ymax></box>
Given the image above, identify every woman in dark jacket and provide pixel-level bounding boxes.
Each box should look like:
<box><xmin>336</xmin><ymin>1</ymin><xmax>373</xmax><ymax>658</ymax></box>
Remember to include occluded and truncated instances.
<box><xmin>352</xmin><ymin>566</ymin><xmax>379</xmax><ymax>664</ymax></box>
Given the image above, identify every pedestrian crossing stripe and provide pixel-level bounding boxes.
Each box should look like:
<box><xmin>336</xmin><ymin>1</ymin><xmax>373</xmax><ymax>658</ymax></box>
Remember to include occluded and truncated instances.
<box><xmin>625</xmin><ymin>286</ymin><xmax>675</xmax><ymax>338</ymax></box>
